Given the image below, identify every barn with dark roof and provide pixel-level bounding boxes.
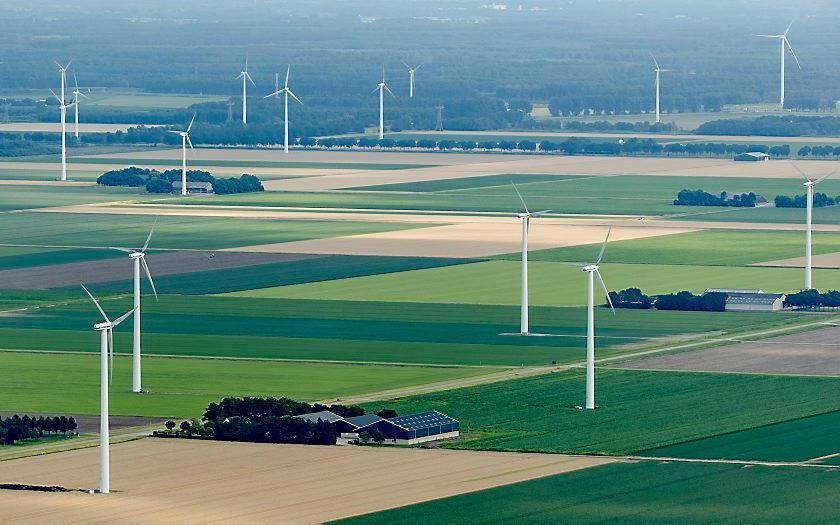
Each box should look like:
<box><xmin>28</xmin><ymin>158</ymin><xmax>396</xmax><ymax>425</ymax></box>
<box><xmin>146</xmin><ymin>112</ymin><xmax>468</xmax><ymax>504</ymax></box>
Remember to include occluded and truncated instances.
<box><xmin>354</xmin><ymin>411</ymin><xmax>459</xmax><ymax>445</ymax></box>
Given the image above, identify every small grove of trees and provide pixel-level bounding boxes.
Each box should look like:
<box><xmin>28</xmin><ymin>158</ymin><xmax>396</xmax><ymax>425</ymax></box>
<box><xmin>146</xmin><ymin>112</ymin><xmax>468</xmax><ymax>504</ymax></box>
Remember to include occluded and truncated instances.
<box><xmin>95</xmin><ymin>167</ymin><xmax>263</xmax><ymax>195</ymax></box>
<box><xmin>607</xmin><ymin>288</ymin><xmax>727</xmax><ymax>312</ymax></box>
<box><xmin>784</xmin><ymin>289</ymin><xmax>840</xmax><ymax>310</ymax></box>
<box><xmin>775</xmin><ymin>192</ymin><xmax>838</xmax><ymax>208</ymax></box>
<box><xmin>97</xmin><ymin>166</ymin><xmax>157</xmax><ymax>187</ymax></box>
<box><xmin>211</xmin><ymin>174</ymin><xmax>264</xmax><ymax>195</ymax></box>
<box><xmin>0</xmin><ymin>414</ymin><xmax>77</xmax><ymax>445</ymax></box>
<box><xmin>674</xmin><ymin>189</ymin><xmax>758</xmax><ymax>207</ymax></box>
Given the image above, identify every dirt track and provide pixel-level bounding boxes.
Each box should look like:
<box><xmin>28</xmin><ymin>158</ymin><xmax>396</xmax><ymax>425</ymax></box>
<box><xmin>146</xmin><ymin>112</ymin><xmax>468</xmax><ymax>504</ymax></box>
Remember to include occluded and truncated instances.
<box><xmin>0</xmin><ymin>439</ymin><xmax>615</xmax><ymax>524</ymax></box>
<box><xmin>753</xmin><ymin>252</ymin><xmax>840</xmax><ymax>269</ymax></box>
<box><xmin>622</xmin><ymin>325</ymin><xmax>840</xmax><ymax>376</ymax></box>
<box><xmin>0</xmin><ymin>252</ymin><xmax>321</xmax><ymax>289</ymax></box>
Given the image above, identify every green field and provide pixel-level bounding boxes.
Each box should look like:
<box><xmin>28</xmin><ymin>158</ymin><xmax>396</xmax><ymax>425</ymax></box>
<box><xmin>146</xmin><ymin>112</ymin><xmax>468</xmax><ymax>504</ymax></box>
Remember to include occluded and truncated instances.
<box><xmin>0</xmin><ymin>297</ymin><xmax>795</xmax><ymax>366</ymax></box>
<box><xmin>644</xmin><ymin>410</ymin><xmax>840</xmax><ymax>462</ymax></box>
<box><xmin>0</xmin><ymin>351</ymin><xmax>488</xmax><ymax>418</ymax></box>
<box><xmin>0</xmin><ymin>211</ymin><xmax>426</xmax><ymax>249</ymax></box>
<box><xmin>0</xmin><ymin>90</ymin><xmax>227</xmax><ymax>110</ymax></box>
<box><xmin>335</xmin><ymin>462</ymin><xmax>840</xmax><ymax>524</ymax></box>
<box><xmin>0</xmin><ymin>169</ymin><xmax>103</xmax><ymax>181</ymax></box>
<box><xmin>236</xmin><ymin>260</ymin><xmax>839</xmax><ymax>306</ymax></box>
<box><xmin>506</xmin><ymin>230</ymin><xmax>840</xmax><ymax>266</ymax></box>
<box><xmin>0</xmin><ymin>185</ymin><xmax>144</xmax><ymax>211</ymax></box>
<box><xmin>366</xmin><ymin>369</ymin><xmax>840</xmax><ymax>455</ymax></box>
<box><xmin>0</xmin><ymin>246</ymin><xmax>121</xmax><ymax>270</ymax></box>
<box><xmin>357</xmin><ymin>173</ymin><xmax>581</xmax><ymax>192</ymax></box>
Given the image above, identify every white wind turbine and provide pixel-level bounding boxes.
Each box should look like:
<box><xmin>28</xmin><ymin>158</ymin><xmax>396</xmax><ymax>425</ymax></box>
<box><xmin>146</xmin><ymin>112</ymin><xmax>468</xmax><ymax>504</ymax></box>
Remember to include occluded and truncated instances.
<box><xmin>167</xmin><ymin>114</ymin><xmax>195</xmax><ymax>196</ymax></box>
<box><xmin>754</xmin><ymin>22</ymin><xmax>800</xmax><ymax>108</ymax></box>
<box><xmin>403</xmin><ymin>62</ymin><xmax>422</xmax><ymax>98</ymax></box>
<box><xmin>372</xmin><ymin>67</ymin><xmax>394</xmax><ymax>140</ymax></box>
<box><xmin>792</xmin><ymin>164</ymin><xmax>834</xmax><ymax>290</ymax></box>
<box><xmin>72</xmin><ymin>71</ymin><xmax>87</xmax><ymax>139</ymax></box>
<box><xmin>81</xmin><ymin>285</ymin><xmax>135</xmax><ymax>495</ymax></box>
<box><xmin>512</xmin><ymin>183</ymin><xmax>550</xmax><ymax>335</ymax></box>
<box><xmin>577</xmin><ymin>228</ymin><xmax>614</xmax><ymax>410</ymax></box>
<box><xmin>652</xmin><ymin>55</ymin><xmax>671</xmax><ymax>124</ymax></box>
<box><xmin>49</xmin><ymin>88</ymin><xmax>75</xmax><ymax>182</ymax></box>
<box><xmin>237</xmin><ymin>56</ymin><xmax>256</xmax><ymax>125</ymax></box>
<box><xmin>265</xmin><ymin>65</ymin><xmax>303</xmax><ymax>154</ymax></box>
<box><xmin>110</xmin><ymin>223</ymin><xmax>158</xmax><ymax>393</ymax></box>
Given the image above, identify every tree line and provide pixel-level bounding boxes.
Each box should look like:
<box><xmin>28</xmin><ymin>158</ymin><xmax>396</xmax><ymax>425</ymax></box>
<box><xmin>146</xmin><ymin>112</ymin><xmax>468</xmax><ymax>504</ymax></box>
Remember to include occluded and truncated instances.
<box><xmin>0</xmin><ymin>414</ymin><xmax>78</xmax><ymax>445</ymax></box>
<box><xmin>608</xmin><ymin>288</ymin><xmax>727</xmax><ymax>312</ymax></box>
<box><xmin>784</xmin><ymin>289</ymin><xmax>840</xmax><ymax>310</ymax></box>
<box><xmin>696</xmin><ymin>116</ymin><xmax>840</xmax><ymax>137</ymax></box>
<box><xmin>674</xmin><ymin>189</ymin><xmax>759</xmax><ymax>208</ymax></box>
<box><xmin>97</xmin><ymin>167</ymin><xmax>264</xmax><ymax>195</ymax></box>
<box><xmin>775</xmin><ymin>193</ymin><xmax>838</xmax><ymax>208</ymax></box>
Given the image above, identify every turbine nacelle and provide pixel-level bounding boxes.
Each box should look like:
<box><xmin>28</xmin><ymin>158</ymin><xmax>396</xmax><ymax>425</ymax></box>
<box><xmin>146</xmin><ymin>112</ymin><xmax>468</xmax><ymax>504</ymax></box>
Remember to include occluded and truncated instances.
<box><xmin>582</xmin><ymin>264</ymin><xmax>599</xmax><ymax>272</ymax></box>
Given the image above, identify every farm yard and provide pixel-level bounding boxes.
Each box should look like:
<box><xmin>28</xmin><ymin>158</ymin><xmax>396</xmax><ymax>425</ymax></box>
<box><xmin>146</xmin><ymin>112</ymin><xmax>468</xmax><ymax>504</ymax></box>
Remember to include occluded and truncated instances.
<box><xmin>1</xmin><ymin>146</ymin><xmax>838</xmax><ymax>523</ymax></box>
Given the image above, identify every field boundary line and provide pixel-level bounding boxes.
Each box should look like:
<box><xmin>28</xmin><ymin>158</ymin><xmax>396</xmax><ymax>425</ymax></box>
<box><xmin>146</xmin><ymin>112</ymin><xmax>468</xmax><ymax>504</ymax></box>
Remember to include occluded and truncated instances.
<box><xmin>623</xmin><ymin>455</ymin><xmax>840</xmax><ymax>469</ymax></box>
<box><xmin>603</xmin><ymin>365</ymin><xmax>840</xmax><ymax>379</ymax></box>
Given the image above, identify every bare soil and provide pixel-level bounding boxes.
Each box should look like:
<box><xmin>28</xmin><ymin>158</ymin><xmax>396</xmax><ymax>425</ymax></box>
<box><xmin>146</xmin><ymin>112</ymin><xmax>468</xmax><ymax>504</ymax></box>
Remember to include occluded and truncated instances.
<box><xmin>753</xmin><ymin>252</ymin><xmax>840</xmax><ymax>269</ymax></box>
<box><xmin>0</xmin><ymin>413</ymin><xmax>164</xmax><ymax>434</ymax></box>
<box><xmin>0</xmin><ymin>438</ymin><xmax>614</xmax><ymax>524</ymax></box>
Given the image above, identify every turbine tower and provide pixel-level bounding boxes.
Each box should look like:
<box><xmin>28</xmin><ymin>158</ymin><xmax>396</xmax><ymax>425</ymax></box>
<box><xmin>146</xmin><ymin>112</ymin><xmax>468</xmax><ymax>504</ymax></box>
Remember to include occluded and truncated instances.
<box><xmin>512</xmin><ymin>183</ymin><xmax>550</xmax><ymax>335</ymax></box>
<box><xmin>403</xmin><ymin>62</ymin><xmax>422</xmax><ymax>97</ymax></box>
<box><xmin>579</xmin><ymin>228</ymin><xmax>614</xmax><ymax>410</ymax></box>
<box><xmin>237</xmin><ymin>56</ymin><xmax>256</xmax><ymax>125</ymax></box>
<box><xmin>111</xmin><ymin>223</ymin><xmax>158</xmax><ymax>393</ymax></box>
<box><xmin>652</xmin><ymin>55</ymin><xmax>671</xmax><ymax>124</ymax></box>
<box><xmin>792</xmin><ymin>164</ymin><xmax>834</xmax><ymax>290</ymax></box>
<box><xmin>81</xmin><ymin>285</ymin><xmax>134</xmax><ymax>495</ymax></box>
<box><xmin>50</xmin><ymin>88</ymin><xmax>75</xmax><ymax>182</ymax></box>
<box><xmin>72</xmin><ymin>71</ymin><xmax>87</xmax><ymax>139</ymax></box>
<box><xmin>372</xmin><ymin>67</ymin><xmax>394</xmax><ymax>140</ymax></box>
<box><xmin>754</xmin><ymin>22</ymin><xmax>800</xmax><ymax>108</ymax></box>
<box><xmin>265</xmin><ymin>65</ymin><xmax>303</xmax><ymax>154</ymax></box>
<box><xmin>167</xmin><ymin>114</ymin><xmax>195</xmax><ymax>196</ymax></box>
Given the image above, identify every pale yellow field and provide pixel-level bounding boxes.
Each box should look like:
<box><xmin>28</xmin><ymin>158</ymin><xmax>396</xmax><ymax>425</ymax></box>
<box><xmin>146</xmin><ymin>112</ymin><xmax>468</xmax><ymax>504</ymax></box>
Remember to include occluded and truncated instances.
<box><xmin>0</xmin><ymin>439</ymin><xmax>615</xmax><ymax>524</ymax></box>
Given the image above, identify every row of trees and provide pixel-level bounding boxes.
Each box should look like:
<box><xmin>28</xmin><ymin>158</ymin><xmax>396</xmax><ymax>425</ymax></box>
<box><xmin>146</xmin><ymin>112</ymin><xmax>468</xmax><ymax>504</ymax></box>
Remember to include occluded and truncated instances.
<box><xmin>608</xmin><ymin>288</ymin><xmax>727</xmax><ymax>312</ymax></box>
<box><xmin>784</xmin><ymin>289</ymin><xmax>840</xmax><ymax>310</ymax></box>
<box><xmin>97</xmin><ymin>167</ymin><xmax>263</xmax><ymax>195</ymax></box>
<box><xmin>775</xmin><ymin>193</ymin><xmax>838</xmax><ymax>208</ymax></box>
<box><xmin>0</xmin><ymin>414</ymin><xmax>78</xmax><ymax>445</ymax></box>
<box><xmin>674</xmin><ymin>189</ymin><xmax>759</xmax><ymax>207</ymax></box>
<box><xmin>696</xmin><ymin>116</ymin><xmax>840</xmax><ymax>137</ymax></box>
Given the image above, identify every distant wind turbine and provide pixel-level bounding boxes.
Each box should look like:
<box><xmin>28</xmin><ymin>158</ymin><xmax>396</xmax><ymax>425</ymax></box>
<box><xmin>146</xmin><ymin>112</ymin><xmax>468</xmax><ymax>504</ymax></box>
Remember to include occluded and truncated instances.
<box><xmin>81</xmin><ymin>285</ymin><xmax>134</xmax><ymax>494</ymax></box>
<box><xmin>167</xmin><ymin>114</ymin><xmax>195</xmax><ymax>196</ymax></box>
<box><xmin>754</xmin><ymin>22</ymin><xmax>800</xmax><ymax>108</ymax></box>
<box><xmin>237</xmin><ymin>56</ymin><xmax>256</xmax><ymax>124</ymax></box>
<box><xmin>791</xmin><ymin>163</ymin><xmax>835</xmax><ymax>290</ymax></box>
<box><xmin>512</xmin><ymin>183</ymin><xmax>550</xmax><ymax>335</ymax></box>
<box><xmin>403</xmin><ymin>62</ymin><xmax>422</xmax><ymax>97</ymax></box>
<box><xmin>110</xmin><ymin>222</ymin><xmax>158</xmax><ymax>394</ymax></box>
<box><xmin>652</xmin><ymin>55</ymin><xmax>671</xmax><ymax>124</ymax></box>
<box><xmin>372</xmin><ymin>67</ymin><xmax>394</xmax><ymax>140</ymax></box>
<box><xmin>265</xmin><ymin>65</ymin><xmax>303</xmax><ymax>154</ymax></box>
<box><xmin>72</xmin><ymin>71</ymin><xmax>87</xmax><ymax>139</ymax></box>
<box><xmin>54</xmin><ymin>61</ymin><xmax>73</xmax><ymax>181</ymax></box>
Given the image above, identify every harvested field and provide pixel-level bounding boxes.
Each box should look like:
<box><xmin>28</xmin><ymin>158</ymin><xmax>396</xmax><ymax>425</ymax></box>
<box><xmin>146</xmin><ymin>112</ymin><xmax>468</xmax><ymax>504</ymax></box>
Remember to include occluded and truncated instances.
<box><xmin>0</xmin><ymin>439</ymin><xmax>614</xmax><ymax>524</ymax></box>
<box><xmin>623</xmin><ymin>325</ymin><xmax>840</xmax><ymax>376</ymax></box>
<box><xmin>230</xmin><ymin>223</ymin><xmax>695</xmax><ymax>258</ymax></box>
<box><xmin>0</xmin><ymin>413</ymin><xmax>162</xmax><ymax>434</ymax></box>
<box><xmin>754</xmin><ymin>251</ymin><xmax>840</xmax><ymax>269</ymax></box>
<box><xmin>0</xmin><ymin>252</ymin><xmax>323</xmax><ymax>289</ymax></box>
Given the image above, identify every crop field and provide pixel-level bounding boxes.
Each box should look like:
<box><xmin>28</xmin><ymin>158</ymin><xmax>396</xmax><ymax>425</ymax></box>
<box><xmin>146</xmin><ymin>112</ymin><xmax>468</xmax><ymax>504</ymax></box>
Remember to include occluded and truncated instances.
<box><xmin>0</xmin><ymin>351</ymin><xmax>488</xmax><ymax>418</ymax></box>
<box><xmin>0</xmin><ymin>185</ymin><xmax>144</xmax><ymax>211</ymax></box>
<box><xmin>502</xmin><ymin>229</ymin><xmax>840</xmax><ymax>266</ymax></box>
<box><xmin>336</xmin><ymin>461</ymin><xmax>840</xmax><ymax>524</ymax></box>
<box><xmin>0</xmin><ymin>89</ymin><xmax>227</xmax><ymax>109</ymax></box>
<box><xmin>71</xmin><ymin>156</ymin><xmax>430</xmax><ymax>171</ymax></box>
<box><xmin>643</xmin><ymin>410</ymin><xmax>840</xmax><ymax>462</ymax></box>
<box><xmin>0</xmin><ymin>211</ymin><xmax>426</xmax><ymax>249</ymax></box>
<box><xmin>0</xmin><ymin>168</ymin><xmax>102</xmax><ymax>181</ymax></box>
<box><xmin>365</xmin><ymin>369</ymin><xmax>840</xmax><ymax>455</ymax></box>
<box><xmin>0</xmin><ymin>296</ymin><xmax>795</xmax><ymax>367</ymax></box>
<box><xmin>239</xmin><ymin>259</ymin><xmax>840</xmax><ymax>306</ymax></box>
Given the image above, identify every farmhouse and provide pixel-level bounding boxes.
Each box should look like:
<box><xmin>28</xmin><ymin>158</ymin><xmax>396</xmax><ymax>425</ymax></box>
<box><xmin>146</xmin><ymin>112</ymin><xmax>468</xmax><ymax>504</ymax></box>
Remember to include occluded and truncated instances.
<box><xmin>704</xmin><ymin>288</ymin><xmax>786</xmax><ymax>312</ymax></box>
<box><xmin>734</xmin><ymin>152</ymin><xmax>769</xmax><ymax>161</ymax></box>
<box><xmin>172</xmin><ymin>181</ymin><xmax>214</xmax><ymax>194</ymax></box>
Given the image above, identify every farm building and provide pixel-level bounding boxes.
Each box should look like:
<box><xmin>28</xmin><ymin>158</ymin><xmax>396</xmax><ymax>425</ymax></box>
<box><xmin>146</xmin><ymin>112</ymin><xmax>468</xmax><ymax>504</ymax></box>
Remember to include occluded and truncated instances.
<box><xmin>734</xmin><ymin>152</ymin><xmax>769</xmax><ymax>161</ymax></box>
<box><xmin>172</xmin><ymin>181</ymin><xmax>214</xmax><ymax>194</ymax></box>
<box><xmin>354</xmin><ymin>411</ymin><xmax>460</xmax><ymax>445</ymax></box>
<box><xmin>295</xmin><ymin>410</ymin><xmax>345</xmax><ymax>424</ymax></box>
<box><xmin>705</xmin><ymin>289</ymin><xmax>785</xmax><ymax>312</ymax></box>
<box><xmin>334</xmin><ymin>414</ymin><xmax>384</xmax><ymax>434</ymax></box>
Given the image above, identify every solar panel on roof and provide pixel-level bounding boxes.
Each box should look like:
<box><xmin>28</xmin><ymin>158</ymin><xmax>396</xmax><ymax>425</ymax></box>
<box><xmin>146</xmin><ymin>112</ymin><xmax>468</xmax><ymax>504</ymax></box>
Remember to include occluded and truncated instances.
<box><xmin>389</xmin><ymin>411</ymin><xmax>458</xmax><ymax>431</ymax></box>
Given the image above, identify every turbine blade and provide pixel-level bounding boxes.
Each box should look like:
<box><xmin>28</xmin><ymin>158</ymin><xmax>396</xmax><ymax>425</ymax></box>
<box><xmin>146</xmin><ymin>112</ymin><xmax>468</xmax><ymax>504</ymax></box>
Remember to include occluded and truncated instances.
<box><xmin>81</xmin><ymin>285</ymin><xmax>109</xmax><ymax>323</ymax></box>
<box><xmin>141</xmin><ymin>258</ymin><xmax>158</xmax><ymax>301</ymax></box>
<box><xmin>73</xmin><ymin>70</ymin><xmax>79</xmax><ymax>91</ymax></box>
<box><xmin>288</xmin><ymin>89</ymin><xmax>303</xmax><ymax>105</ymax></box>
<box><xmin>785</xmin><ymin>38</ymin><xmax>801</xmax><ymax>69</ymax></box>
<box><xmin>141</xmin><ymin>218</ymin><xmax>157</xmax><ymax>252</ymax></box>
<box><xmin>531</xmin><ymin>210</ymin><xmax>552</xmax><ymax>217</ymax></box>
<box><xmin>285</xmin><ymin>64</ymin><xmax>290</xmax><ymax>87</ymax></box>
<box><xmin>108</xmin><ymin>246</ymin><xmax>134</xmax><ymax>253</ymax></box>
<box><xmin>384</xmin><ymin>84</ymin><xmax>395</xmax><ymax>98</ymax></box>
<box><xmin>371</xmin><ymin>86</ymin><xmax>380</xmax><ymax>95</ymax></box>
<box><xmin>109</xmin><ymin>329</ymin><xmax>114</xmax><ymax>383</ymax></box>
<box><xmin>112</xmin><ymin>307</ymin><xmax>135</xmax><ymax>328</ymax></box>
<box><xmin>790</xmin><ymin>161</ymin><xmax>812</xmax><ymax>182</ymax></box>
<box><xmin>651</xmin><ymin>54</ymin><xmax>659</xmax><ymax>69</ymax></box>
<box><xmin>596</xmin><ymin>270</ymin><xmax>615</xmax><ymax>314</ymax></box>
<box><xmin>815</xmin><ymin>171</ymin><xmax>836</xmax><ymax>185</ymax></box>
<box><xmin>402</xmin><ymin>61</ymin><xmax>410</xmax><ymax>70</ymax></box>
<box><xmin>511</xmin><ymin>182</ymin><xmax>530</xmax><ymax>214</ymax></box>
<box><xmin>784</xmin><ymin>20</ymin><xmax>793</xmax><ymax>36</ymax></box>
<box><xmin>247</xmin><ymin>72</ymin><xmax>256</xmax><ymax>87</ymax></box>
<box><xmin>596</xmin><ymin>227</ymin><xmax>611</xmax><ymax>264</ymax></box>
<box><xmin>753</xmin><ymin>34</ymin><xmax>780</xmax><ymax>38</ymax></box>
<box><xmin>166</xmin><ymin>130</ymin><xmax>181</xmax><ymax>134</ymax></box>
<box><xmin>49</xmin><ymin>89</ymin><xmax>61</xmax><ymax>103</ymax></box>
<box><xmin>414</xmin><ymin>63</ymin><xmax>423</xmax><ymax>71</ymax></box>
<box><xmin>264</xmin><ymin>89</ymin><xmax>284</xmax><ymax>98</ymax></box>
<box><xmin>186</xmin><ymin>113</ymin><xmax>196</xmax><ymax>133</ymax></box>
<box><xmin>186</xmin><ymin>135</ymin><xmax>194</xmax><ymax>149</ymax></box>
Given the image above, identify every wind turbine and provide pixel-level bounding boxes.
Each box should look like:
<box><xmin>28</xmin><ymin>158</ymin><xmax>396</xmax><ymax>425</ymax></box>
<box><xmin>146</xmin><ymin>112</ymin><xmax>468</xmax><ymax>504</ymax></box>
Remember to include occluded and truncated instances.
<box><xmin>792</xmin><ymin>164</ymin><xmax>834</xmax><ymax>290</ymax></box>
<box><xmin>81</xmin><ymin>285</ymin><xmax>134</xmax><ymax>495</ymax></box>
<box><xmin>265</xmin><ymin>65</ymin><xmax>303</xmax><ymax>154</ymax></box>
<box><xmin>72</xmin><ymin>71</ymin><xmax>87</xmax><ymax>139</ymax></box>
<box><xmin>372</xmin><ymin>67</ymin><xmax>394</xmax><ymax>140</ymax></box>
<box><xmin>236</xmin><ymin>56</ymin><xmax>256</xmax><ymax>125</ymax></box>
<box><xmin>578</xmin><ymin>228</ymin><xmax>614</xmax><ymax>410</ymax></box>
<box><xmin>110</xmin><ymin>223</ymin><xmax>158</xmax><ymax>394</ymax></box>
<box><xmin>754</xmin><ymin>22</ymin><xmax>800</xmax><ymax>108</ymax></box>
<box><xmin>652</xmin><ymin>55</ymin><xmax>671</xmax><ymax>124</ymax></box>
<box><xmin>403</xmin><ymin>62</ymin><xmax>422</xmax><ymax>97</ymax></box>
<box><xmin>512</xmin><ymin>183</ymin><xmax>550</xmax><ymax>335</ymax></box>
<box><xmin>49</xmin><ymin>88</ymin><xmax>75</xmax><ymax>182</ymax></box>
<box><xmin>167</xmin><ymin>114</ymin><xmax>195</xmax><ymax>196</ymax></box>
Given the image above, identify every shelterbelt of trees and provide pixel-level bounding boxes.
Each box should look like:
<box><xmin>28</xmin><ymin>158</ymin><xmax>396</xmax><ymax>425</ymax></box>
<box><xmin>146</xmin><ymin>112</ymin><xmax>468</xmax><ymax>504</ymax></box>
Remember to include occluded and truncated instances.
<box><xmin>608</xmin><ymin>288</ymin><xmax>728</xmax><ymax>312</ymax></box>
<box><xmin>696</xmin><ymin>116</ymin><xmax>840</xmax><ymax>137</ymax></box>
<box><xmin>0</xmin><ymin>414</ymin><xmax>78</xmax><ymax>445</ymax></box>
<box><xmin>97</xmin><ymin>167</ymin><xmax>264</xmax><ymax>195</ymax></box>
